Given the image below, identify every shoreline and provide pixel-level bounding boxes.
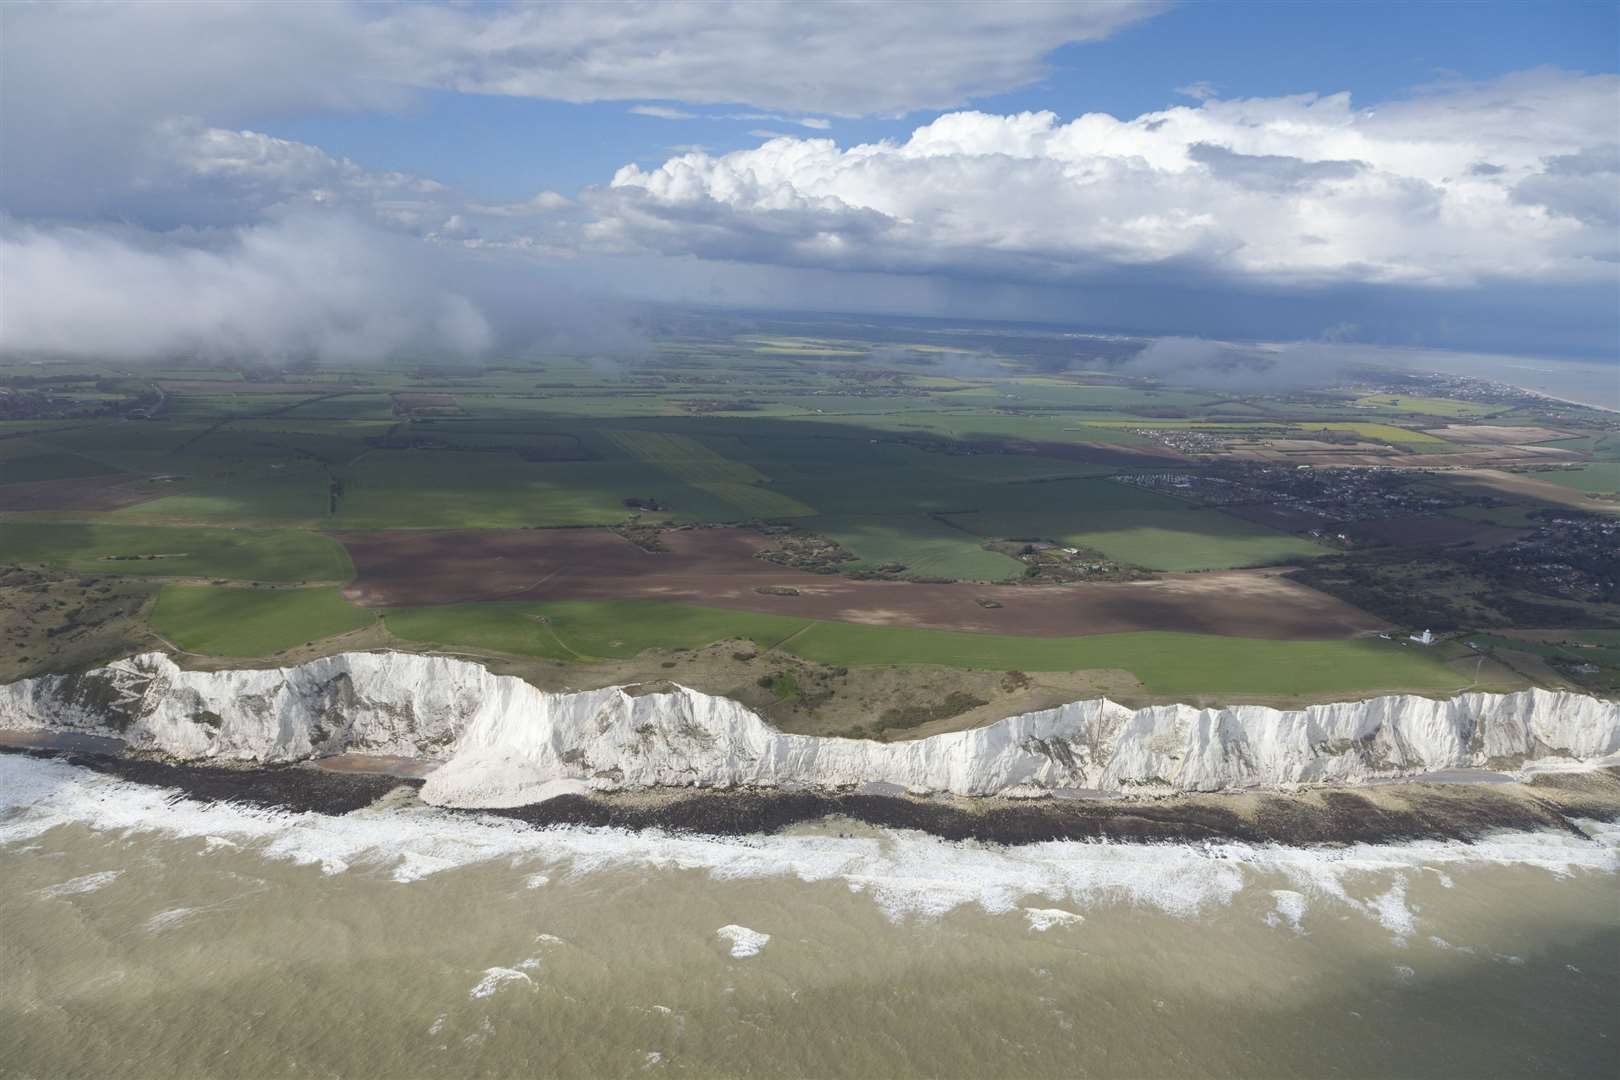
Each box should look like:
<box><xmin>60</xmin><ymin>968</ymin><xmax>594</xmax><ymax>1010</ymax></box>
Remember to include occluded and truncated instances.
<box><xmin>6</xmin><ymin>745</ymin><xmax>1617</xmax><ymax>849</ymax></box>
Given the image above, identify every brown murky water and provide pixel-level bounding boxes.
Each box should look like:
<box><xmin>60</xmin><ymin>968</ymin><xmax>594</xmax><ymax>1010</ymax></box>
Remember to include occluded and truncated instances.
<box><xmin>2</xmin><ymin>755</ymin><xmax>1616</xmax><ymax>1079</ymax></box>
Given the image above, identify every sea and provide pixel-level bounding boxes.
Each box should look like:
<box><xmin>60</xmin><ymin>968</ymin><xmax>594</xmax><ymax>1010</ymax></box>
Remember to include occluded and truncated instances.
<box><xmin>2</xmin><ymin>754</ymin><xmax>1617</xmax><ymax>1080</ymax></box>
<box><xmin>1404</xmin><ymin>352</ymin><xmax>1620</xmax><ymax>413</ymax></box>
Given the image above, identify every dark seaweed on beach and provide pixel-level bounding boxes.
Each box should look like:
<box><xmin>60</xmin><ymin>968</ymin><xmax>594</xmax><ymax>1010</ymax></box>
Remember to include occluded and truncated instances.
<box><xmin>4</xmin><ymin>747</ymin><xmax>417</xmax><ymax>815</ymax></box>
<box><xmin>7</xmin><ymin>744</ymin><xmax>1616</xmax><ymax>848</ymax></box>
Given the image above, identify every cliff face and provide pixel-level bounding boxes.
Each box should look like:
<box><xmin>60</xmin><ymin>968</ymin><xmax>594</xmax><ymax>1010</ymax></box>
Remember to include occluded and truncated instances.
<box><xmin>3</xmin><ymin>652</ymin><xmax>1617</xmax><ymax>809</ymax></box>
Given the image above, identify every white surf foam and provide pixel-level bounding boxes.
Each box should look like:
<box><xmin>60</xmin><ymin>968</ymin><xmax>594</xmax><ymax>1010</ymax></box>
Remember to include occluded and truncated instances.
<box><xmin>1366</xmin><ymin>877</ymin><xmax>1417</xmax><ymax>942</ymax></box>
<box><xmin>37</xmin><ymin>869</ymin><xmax>123</xmax><ymax>899</ymax></box>
<box><xmin>3</xmin><ymin>755</ymin><xmax>1616</xmax><ymax>937</ymax></box>
<box><xmin>1023</xmin><ymin>907</ymin><xmax>1084</xmax><ymax>931</ymax></box>
<box><xmin>144</xmin><ymin>907</ymin><xmax>197</xmax><ymax>933</ymax></box>
<box><xmin>716</xmin><ymin>925</ymin><xmax>770</xmax><ymax>958</ymax></box>
<box><xmin>468</xmin><ymin>967</ymin><xmax>532</xmax><ymax>1000</ymax></box>
<box><xmin>1263</xmin><ymin>889</ymin><xmax>1307</xmax><ymax>933</ymax></box>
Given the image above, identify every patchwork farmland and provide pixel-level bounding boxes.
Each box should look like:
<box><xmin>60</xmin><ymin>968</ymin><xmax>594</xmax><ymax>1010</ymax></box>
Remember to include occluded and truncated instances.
<box><xmin>3</xmin><ymin>312</ymin><xmax>1616</xmax><ymax>706</ymax></box>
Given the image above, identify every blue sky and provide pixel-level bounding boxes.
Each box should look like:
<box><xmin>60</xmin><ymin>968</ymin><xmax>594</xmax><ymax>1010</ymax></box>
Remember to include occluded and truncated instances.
<box><xmin>271</xmin><ymin>1</ymin><xmax>1620</xmax><ymax>202</ymax></box>
<box><xmin>2</xmin><ymin>1</ymin><xmax>1616</xmax><ymax>363</ymax></box>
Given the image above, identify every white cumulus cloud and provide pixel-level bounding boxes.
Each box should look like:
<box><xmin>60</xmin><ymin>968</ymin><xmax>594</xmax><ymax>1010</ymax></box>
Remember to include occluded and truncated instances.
<box><xmin>599</xmin><ymin>69</ymin><xmax>1620</xmax><ymax>289</ymax></box>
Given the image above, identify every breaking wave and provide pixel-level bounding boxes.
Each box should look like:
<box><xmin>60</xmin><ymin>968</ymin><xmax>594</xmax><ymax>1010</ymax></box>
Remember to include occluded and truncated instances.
<box><xmin>4</xmin><ymin>755</ymin><xmax>1616</xmax><ymax>933</ymax></box>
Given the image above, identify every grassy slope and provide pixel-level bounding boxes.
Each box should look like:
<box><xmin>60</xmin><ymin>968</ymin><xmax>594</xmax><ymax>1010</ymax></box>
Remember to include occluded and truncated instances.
<box><xmin>0</xmin><ymin>522</ymin><xmax>354</xmax><ymax>582</ymax></box>
<box><xmin>151</xmin><ymin>585</ymin><xmax>375</xmax><ymax>656</ymax></box>
<box><xmin>384</xmin><ymin>599</ymin><xmax>1460</xmax><ymax>698</ymax></box>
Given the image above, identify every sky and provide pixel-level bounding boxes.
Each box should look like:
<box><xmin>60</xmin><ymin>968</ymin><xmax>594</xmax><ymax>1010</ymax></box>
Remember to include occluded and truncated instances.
<box><xmin>2</xmin><ymin>0</ymin><xmax>1616</xmax><ymax>365</ymax></box>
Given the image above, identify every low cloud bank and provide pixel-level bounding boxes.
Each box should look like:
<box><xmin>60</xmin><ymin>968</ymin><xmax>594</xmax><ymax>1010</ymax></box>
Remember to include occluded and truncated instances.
<box><xmin>0</xmin><ymin>214</ymin><xmax>647</xmax><ymax>365</ymax></box>
<box><xmin>1119</xmin><ymin>337</ymin><xmax>1351</xmax><ymax>390</ymax></box>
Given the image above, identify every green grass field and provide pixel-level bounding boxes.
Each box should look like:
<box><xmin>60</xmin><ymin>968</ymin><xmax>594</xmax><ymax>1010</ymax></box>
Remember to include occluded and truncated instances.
<box><xmin>152</xmin><ymin>585</ymin><xmax>375</xmax><ymax>656</ymax></box>
<box><xmin>118</xmin><ymin>460</ymin><xmax>334</xmax><ymax>523</ymax></box>
<box><xmin>1350</xmin><ymin>395</ymin><xmax>1505</xmax><ymax>418</ymax></box>
<box><xmin>385</xmin><ymin>599</ymin><xmax>807</xmax><ymax>661</ymax></box>
<box><xmin>9</xmin><ymin>333</ymin><xmax>1610</xmax><ymax>703</ymax></box>
<box><xmin>805</xmin><ymin>514</ymin><xmax>1023</xmax><ymax>580</ymax></box>
<box><xmin>1536</xmin><ymin>462</ymin><xmax>1620</xmax><ymax>496</ymax></box>
<box><xmin>604</xmin><ymin>429</ymin><xmax>815</xmax><ymax>517</ymax></box>
<box><xmin>383</xmin><ymin>598</ymin><xmax>1462</xmax><ymax>697</ymax></box>
<box><xmin>0</xmin><ymin>441</ymin><xmax>124</xmax><ymax>483</ymax></box>
<box><xmin>944</xmin><ymin>507</ymin><xmax>1328</xmax><ymax>571</ymax></box>
<box><xmin>333</xmin><ymin>450</ymin><xmax>738</xmax><ymax>527</ymax></box>
<box><xmin>0</xmin><ymin>522</ymin><xmax>354</xmax><ymax>582</ymax></box>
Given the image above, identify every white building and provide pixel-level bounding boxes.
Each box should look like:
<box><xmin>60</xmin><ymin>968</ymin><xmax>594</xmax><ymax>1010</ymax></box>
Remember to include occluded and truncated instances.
<box><xmin>1409</xmin><ymin>629</ymin><xmax>1435</xmax><ymax>645</ymax></box>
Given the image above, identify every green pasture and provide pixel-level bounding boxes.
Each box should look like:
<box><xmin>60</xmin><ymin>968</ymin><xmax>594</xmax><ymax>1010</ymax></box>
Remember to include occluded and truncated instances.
<box><xmin>1350</xmin><ymin>395</ymin><xmax>1505</xmax><ymax>419</ymax></box>
<box><xmin>119</xmin><ymin>460</ymin><xmax>334</xmax><ymax>523</ymax></box>
<box><xmin>806</xmin><ymin>514</ymin><xmax>1023</xmax><ymax>580</ymax></box>
<box><xmin>151</xmin><ymin>585</ymin><xmax>375</xmax><ymax>656</ymax></box>
<box><xmin>1537</xmin><ymin>462</ymin><xmax>1620</xmax><ymax>496</ymax></box>
<box><xmin>775</xmin><ymin>467</ymin><xmax>1174</xmax><ymax>519</ymax></box>
<box><xmin>332</xmin><ymin>450</ymin><xmax>738</xmax><ymax>527</ymax></box>
<box><xmin>0</xmin><ymin>522</ymin><xmax>352</xmax><ymax>582</ymax></box>
<box><xmin>384</xmin><ymin>599</ymin><xmax>807</xmax><ymax>661</ymax></box>
<box><xmin>0</xmin><ymin>446</ymin><xmax>123</xmax><ymax>484</ymax></box>
<box><xmin>383</xmin><ymin>598</ymin><xmax>1462</xmax><ymax>698</ymax></box>
<box><xmin>945</xmin><ymin>507</ymin><xmax>1328</xmax><ymax>571</ymax></box>
<box><xmin>25</xmin><ymin>422</ymin><xmax>201</xmax><ymax>472</ymax></box>
<box><xmin>788</xmin><ymin>409</ymin><xmax>1161</xmax><ymax>448</ymax></box>
<box><xmin>603</xmin><ymin>429</ymin><xmax>816</xmax><ymax>517</ymax></box>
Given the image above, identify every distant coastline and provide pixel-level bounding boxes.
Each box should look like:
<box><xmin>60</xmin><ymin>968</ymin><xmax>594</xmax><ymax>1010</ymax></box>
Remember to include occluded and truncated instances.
<box><xmin>1419</xmin><ymin>354</ymin><xmax>1619</xmax><ymax>414</ymax></box>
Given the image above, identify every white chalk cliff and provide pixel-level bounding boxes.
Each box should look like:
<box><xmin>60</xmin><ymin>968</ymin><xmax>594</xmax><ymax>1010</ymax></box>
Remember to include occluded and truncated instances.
<box><xmin>2</xmin><ymin>652</ymin><xmax>1617</xmax><ymax>809</ymax></box>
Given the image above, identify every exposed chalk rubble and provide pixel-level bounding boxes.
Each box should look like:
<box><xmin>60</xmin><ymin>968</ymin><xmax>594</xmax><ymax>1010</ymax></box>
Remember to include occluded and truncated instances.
<box><xmin>2</xmin><ymin>652</ymin><xmax>1616</xmax><ymax>810</ymax></box>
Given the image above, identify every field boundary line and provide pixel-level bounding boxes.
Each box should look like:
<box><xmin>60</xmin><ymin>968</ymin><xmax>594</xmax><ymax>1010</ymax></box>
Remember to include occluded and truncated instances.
<box><xmin>501</xmin><ymin>567</ymin><xmax>564</xmax><ymax>599</ymax></box>
<box><xmin>534</xmin><ymin>618</ymin><xmax>596</xmax><ymax>662</ymax></box>
<box><xmin>763</xmin><ymin>621</ymin><xmax>817</xmax><ymax>655</ymax></box>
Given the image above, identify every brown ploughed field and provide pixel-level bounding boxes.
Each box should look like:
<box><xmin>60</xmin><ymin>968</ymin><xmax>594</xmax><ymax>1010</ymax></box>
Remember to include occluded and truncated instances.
<box><xmin>338</xmin><ymin>527</ymin><xmax>1386</xmax><ymax>640</ymax></box>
